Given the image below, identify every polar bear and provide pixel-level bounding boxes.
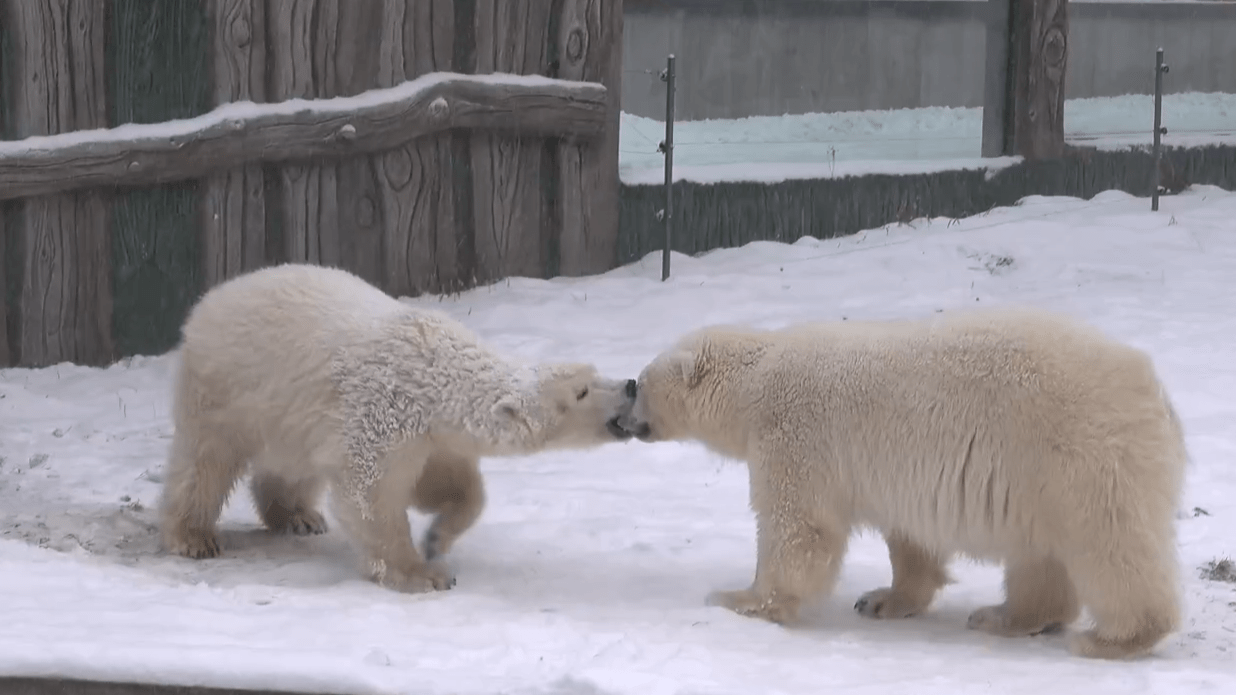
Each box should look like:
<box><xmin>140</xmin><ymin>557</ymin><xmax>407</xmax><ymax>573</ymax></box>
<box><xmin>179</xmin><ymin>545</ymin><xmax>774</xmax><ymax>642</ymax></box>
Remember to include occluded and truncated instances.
<box><xmin>159</xmin><ymin>263</ymin><xmax>636</xmax><ymax>593</ymax></box>
<box><xmin>615</xmin><ymin>307</ymin><xmax>1187</xmax><ymax>660</ymax></box>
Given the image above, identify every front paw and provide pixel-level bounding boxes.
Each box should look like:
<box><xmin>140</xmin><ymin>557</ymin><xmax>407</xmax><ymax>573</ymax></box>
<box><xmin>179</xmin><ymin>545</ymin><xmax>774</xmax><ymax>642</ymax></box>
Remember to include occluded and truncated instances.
<box><xmin>163</xmin><ymin>528</ymin><xmax>221</xmax><ymax>559</ymax></box>
<box><xmin>371</xmin><ymin>559</ymin><xmax>457</xmax><ymax>594</ymax></box>
<box><xmin>854</xmin><ymin>586</ymin><xmax>927</xmax><ymax>619</ymax></box>
<box><xmin>706</xmin><ymin>587</ymin><xmax>800</xmax><ymax>625</ymax></box>
<box><xmin>287</xmin><ymin>508</ymin><xmax>328</xmax><ymax>536</ymax></box>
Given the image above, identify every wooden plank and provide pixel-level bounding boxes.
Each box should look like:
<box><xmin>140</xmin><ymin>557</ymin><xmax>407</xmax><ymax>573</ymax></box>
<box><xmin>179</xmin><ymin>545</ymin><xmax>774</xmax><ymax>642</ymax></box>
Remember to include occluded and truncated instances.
<box><xmin>268</xmin><ymin>0</ymin><xmax>339</xmax><ymax>266</ymax></box>
<box><xmin>202</xmin><ymin>0</ymin><xmax>268</xmax><ymax>290</ymax></box>
<box><xmin>981</xmin><ymin>0</ymin><xmax>1014</xmax><ymax>157</ymax></box>
<box><xmin>451</xmin><ymin>0</ymin><xmax>480</xmax><ymax>293</ymax></box>
<box><xmin>0</xmin><ymin>74</ymin><xmax>609</xmax><ymax>201</ymax></box>
<box><xmin>108</xmin><ymin>0</ymin><xmax>212</xmax><ymax>358</ymax></box>
<box><xmin>555</xmin><ymin>0</ymin><xmax>623</xmax><ymax>276</ymax></box>
<box><xmin>327</xmin><ymin>0</ymin><xmax>385</xmax><ymax>286</ymax></box>
<box><xmin>0</xmin><ymin>48</ymin><xmax>8</xmax><ymax>367</ymax></box>
<box><xmin>1010</xmin><ymin>0</ymin><xmax>1069</xmax><ymax>160</ymax></box>
<box><xmin>375</xmin><ymin>0</ymin><xmax>459</xmax><ymax>297</ymax></box>
<box><xmin>470</xmin><ymin>0</ymin><xmax>553</xmax><ymax>284</ymax></box>
<box><xmin>0</xmin><ymin>203</ymin><xmax>8</xmax><ymax>367</ymax></box>
<box><xmin>9</xmin><ymin>0</ymin><xmax>113</xmax><ymax>367</ymax></box>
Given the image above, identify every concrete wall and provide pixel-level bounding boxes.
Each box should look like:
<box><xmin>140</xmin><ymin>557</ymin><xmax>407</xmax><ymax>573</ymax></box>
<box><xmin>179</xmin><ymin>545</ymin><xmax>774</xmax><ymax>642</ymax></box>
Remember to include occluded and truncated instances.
<box><xmin>623</xmin><ymin>0</ymin><xmax>1236</xmax><ymax>120</ymax></box>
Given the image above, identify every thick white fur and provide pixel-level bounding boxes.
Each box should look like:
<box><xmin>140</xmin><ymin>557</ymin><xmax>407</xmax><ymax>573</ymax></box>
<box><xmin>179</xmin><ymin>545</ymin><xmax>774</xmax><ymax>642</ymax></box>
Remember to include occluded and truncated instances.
<box><xmin>159</xmin><ymin>263</ymin><xmax>634</xmax><ymax>593</ymax></box>
<box><xmin>617</xmin><ymin>307</ymin><xmax>1187</xmax><ymax>660</ymax></box>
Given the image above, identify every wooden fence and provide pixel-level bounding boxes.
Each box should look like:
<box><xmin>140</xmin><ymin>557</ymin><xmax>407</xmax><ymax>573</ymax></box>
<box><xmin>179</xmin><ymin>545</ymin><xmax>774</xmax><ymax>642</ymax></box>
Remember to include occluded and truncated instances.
<box><xmin>0</xmin><ymin>0</ymin><xmax>623</xmax><ymax>368</ymax></box>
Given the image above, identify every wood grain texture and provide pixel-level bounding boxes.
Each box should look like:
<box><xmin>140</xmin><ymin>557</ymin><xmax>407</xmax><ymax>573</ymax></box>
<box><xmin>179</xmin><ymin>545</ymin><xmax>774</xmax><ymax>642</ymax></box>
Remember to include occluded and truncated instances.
<box><xmin>1012</xmin><ymin>0</ymin><xmax>1068</xmax><ymax>160</ymax></box>
<box><xmin>202</xmin><ymin>0</ymin><xmax>267</xmax><ymax>290</ymax></box>
<box><xmin>268</xmin><ymin>0</ymin><xmax>339</xmax><ymax>266</ymax></box>
<box><xmin>555</xmin><ymin>0</ymin><xmax>622</xmax><ymax>276</ymax></box>
<box><xmin>375</xmin><ymin>0</ymin><xmax>461</xmax><ymax>297</ymax></box>
<box><xmin>108</xmin><ymin>0</ymin><xmax>211</xmax><ymax>358</ymax></box>
<box><xmin>470</xmin><ymin>0</ymin><xmax>554</xmax><ymax>284</ymax></box>
<box><xmin>268</xmin><ymin>0</ymin><xmax>389</xmax><ymax>281</ymax></box>
<box><xmin>328</xmin><ymin>0</ymin><xmax>385</xmax><ymax>285</ymax></box>
<box><xmin>9</xmin><ymin>0</ymin><xmax>113</xmax><ymax>367</ymax></box>
<box><xmin>0</xmin><ymin>40</ymin><xmax>7</xmax><ymax>366</ymax></box>
<box><xmin>0</xmin><ymin>203</ymin><xmax>7</xmax><ymax>367</ymax></box>
<box><xmin>0</xmin><ymin>73</ymin><xmax>608</xmax><ymax>201</ymax></box>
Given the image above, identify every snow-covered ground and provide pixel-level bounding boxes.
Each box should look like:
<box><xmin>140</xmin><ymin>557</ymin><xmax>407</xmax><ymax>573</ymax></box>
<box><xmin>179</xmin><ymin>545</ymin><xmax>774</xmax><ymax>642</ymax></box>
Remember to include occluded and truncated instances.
<box><xmin>619</xmin><ymin>91</ymin><xmax>1236</xmax><ymax>184</ymax></box>
<box><xmin>3</xmin><ymin>181</ymin><xmax>1235</xmax><ymax>693</ymax></box>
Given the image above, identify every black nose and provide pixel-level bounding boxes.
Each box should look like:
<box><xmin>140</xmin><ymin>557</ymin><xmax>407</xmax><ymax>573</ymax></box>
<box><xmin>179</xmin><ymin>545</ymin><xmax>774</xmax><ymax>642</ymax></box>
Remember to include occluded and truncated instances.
<box><xmin>625</xmin><ymin>379</ymin><xmax>637</xmax><ymax>399</ymax></box>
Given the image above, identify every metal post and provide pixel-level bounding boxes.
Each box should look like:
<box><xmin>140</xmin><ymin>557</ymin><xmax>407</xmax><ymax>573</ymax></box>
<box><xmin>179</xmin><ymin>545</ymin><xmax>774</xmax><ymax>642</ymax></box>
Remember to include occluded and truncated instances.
<box><xmin>1151</xmin><ymin>48</ymin><xmax>1169</xmax><ymax>211</ymax></box>
<box><xmin>659</xmin><ymin>54</ymin><xmax>676</xmax><ymax>282</ymax></box>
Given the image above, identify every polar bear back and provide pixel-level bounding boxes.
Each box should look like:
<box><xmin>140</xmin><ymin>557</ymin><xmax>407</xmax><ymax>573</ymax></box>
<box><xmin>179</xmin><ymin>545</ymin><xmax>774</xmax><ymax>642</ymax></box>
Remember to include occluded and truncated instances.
<box><xmin>183</xmin><ymin>263</ymin><xmax>408</xmax><ymax>356</ymax></box>
<box><xmin>730</xmin><ymin>308</ymin><xmax>1185</xmax><ymax>559</ymax></box>
<box><xmin>173</xmin><ymin>264</ymin><xmax>489</xmax><ymax>467</ymax></box>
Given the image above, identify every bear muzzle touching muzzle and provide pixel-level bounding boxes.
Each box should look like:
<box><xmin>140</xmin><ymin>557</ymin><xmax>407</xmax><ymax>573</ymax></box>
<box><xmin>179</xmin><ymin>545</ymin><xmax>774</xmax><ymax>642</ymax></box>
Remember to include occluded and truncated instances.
<box><xmin>612</xmin><ymin>379</ymin><xmax>654</xmax><ymax>441</ymax></box>
<box><xmin>605</xmin><ymin>379</ymin><xmax>640</xmax><ymax>440</ymax></box>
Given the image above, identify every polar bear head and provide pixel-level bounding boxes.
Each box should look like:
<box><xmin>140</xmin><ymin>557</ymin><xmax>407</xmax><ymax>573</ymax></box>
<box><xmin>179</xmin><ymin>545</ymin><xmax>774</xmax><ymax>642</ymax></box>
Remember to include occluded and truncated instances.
<box><xmin>489</xmin><ymin>363</ymin><xmax>638</xmax><ymax>453</ymax></box>
<box><xmin>615</xmin><ymin>326</ymin><xmax>768</xmax><ymax>449</ymax></box>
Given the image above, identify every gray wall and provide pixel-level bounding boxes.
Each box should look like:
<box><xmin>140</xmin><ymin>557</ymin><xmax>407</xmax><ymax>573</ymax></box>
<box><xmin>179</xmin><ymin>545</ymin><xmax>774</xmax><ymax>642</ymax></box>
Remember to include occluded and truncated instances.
<box><xmin>623</xmin><ymin>0</ymin><xmax>1236</xmax><ymax>120</ymax></box>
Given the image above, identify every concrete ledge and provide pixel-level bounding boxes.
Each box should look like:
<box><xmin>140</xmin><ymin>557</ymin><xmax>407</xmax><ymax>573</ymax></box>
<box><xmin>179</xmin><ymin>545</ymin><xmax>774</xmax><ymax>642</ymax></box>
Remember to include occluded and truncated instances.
<box><xmin>617</xmin><ymin>145</ymin><xmax>1236</xmax><ymax>264</ymax></box>
<box><xmin>622</xmin><ymin>0</ymin><xmax>1236</xmax><ymax>119</ymax></box>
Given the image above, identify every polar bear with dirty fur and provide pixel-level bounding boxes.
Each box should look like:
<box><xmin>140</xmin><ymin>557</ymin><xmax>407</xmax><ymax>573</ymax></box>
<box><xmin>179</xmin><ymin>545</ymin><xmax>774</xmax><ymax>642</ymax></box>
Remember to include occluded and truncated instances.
<box><xmin>616</xmin><ymin>307</ymin><xmax>1186</xmax><ymax>660</ymax></box>
<box><xmin>159</xmin><ymin>263</ymin><xmax>635</xmax><ymax>593</ymax></box>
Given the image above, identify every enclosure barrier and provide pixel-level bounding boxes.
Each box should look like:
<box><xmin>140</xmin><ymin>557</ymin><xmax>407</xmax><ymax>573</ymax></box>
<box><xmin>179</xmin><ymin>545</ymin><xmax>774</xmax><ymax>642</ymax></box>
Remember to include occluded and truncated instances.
<box><xmin>0</xmin><ymin>0</ymin><xmax>623</xmax><ymax>369</ymax></box>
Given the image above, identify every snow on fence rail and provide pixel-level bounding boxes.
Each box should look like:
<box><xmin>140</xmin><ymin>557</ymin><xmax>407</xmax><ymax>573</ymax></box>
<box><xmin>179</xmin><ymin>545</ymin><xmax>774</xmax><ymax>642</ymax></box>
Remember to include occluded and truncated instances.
<box><xmin>0</xmin><ymin>73</ymin><xmax>609</xmax><ymax>201</ymax></box>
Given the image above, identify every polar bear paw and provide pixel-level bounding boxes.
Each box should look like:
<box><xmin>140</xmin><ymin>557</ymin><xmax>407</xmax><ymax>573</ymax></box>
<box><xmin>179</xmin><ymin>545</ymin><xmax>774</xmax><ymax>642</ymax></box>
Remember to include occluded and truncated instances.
<box><xmin>854</xmin><ymin>587</ymin><xmax>929</xmax><ymax>619</ymax></box>
<box><xmin>164</xmin><ymin>529</ymin><xmax>221</xmax><ymax>559</ymax></box>
<box><xmin>706</xmin><ymin>588</ymin><xmax>800</xmax><ymax>625</ymax></box>
<box><xmin>967</xmin><ymin>604</ymin><xmax>1064</xmax><ymax>637</ymax></box>
<box><xmin>284</xmin><ymin>508</ymin><xmax>328</xmax><ymax>536</ymax></box>
<box><xmin>372</xmin><ymin>559</ymin><xmax>457</xmax><ymax>594</ymax></box>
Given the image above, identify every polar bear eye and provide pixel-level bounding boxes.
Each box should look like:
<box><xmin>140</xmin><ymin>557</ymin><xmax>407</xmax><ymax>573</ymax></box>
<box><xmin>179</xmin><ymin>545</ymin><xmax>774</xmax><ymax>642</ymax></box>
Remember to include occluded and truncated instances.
<box><xmin>575</xmin><ymin>386</ymin><xmax>589</xmax><ymax>401</ymax></box>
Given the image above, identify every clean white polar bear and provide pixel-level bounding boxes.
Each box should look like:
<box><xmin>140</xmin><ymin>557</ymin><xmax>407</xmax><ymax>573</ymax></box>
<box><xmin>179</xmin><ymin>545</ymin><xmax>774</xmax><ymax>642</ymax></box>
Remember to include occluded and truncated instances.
<box><xmin>159</xmin><ymin>263</ymin><xmax>635</xmax><ymax>593</ymax></box>
<box><xmin>616</xmin><ymin>307</ymin><xmax>1186</xmax><ymax>660</ymax></box>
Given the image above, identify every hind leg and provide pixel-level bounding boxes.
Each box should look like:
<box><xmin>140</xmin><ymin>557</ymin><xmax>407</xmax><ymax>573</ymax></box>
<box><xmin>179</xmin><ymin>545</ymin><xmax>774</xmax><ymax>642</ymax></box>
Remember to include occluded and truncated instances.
<box><xmin>968</xmin><ymin>554</ymin><xmax>1080</xmax><ymax>637</ymax></box>
<box><xmin>856</xmin><ymin>531</ymin><xmax>950</xmax><ymax>619</ymax></box>
<box><xmin>251</xmin><ymin>472</ymin><xmax>328</xmax><ymax>536</ymax></box>
<box><xmin>158</xmin><ymin>422</ymin><xmax>248</xmax><ymax>559</ymax></box>
<box><xmin>1063</xmin><ymin>535</ymin><xmax>1181</xmax><ymax>659</ymax></box>
<box><xmin>411</xmin><ymin>452</ymin><xmax>486</xmax><ymax>561</ymax></box>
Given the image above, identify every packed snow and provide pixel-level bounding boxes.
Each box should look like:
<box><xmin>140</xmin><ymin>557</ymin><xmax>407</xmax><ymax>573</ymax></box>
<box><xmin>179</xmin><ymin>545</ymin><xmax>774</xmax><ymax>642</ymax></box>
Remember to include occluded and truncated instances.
<box><xmin>619</xmin><ymin>91</ymin><xmax>1236</xmax><ymax>184</ymax></box>
<box><xmin>3</xmin><ymin>182</ymin><xmax>1235</xmax><ymax>693</ymax></box>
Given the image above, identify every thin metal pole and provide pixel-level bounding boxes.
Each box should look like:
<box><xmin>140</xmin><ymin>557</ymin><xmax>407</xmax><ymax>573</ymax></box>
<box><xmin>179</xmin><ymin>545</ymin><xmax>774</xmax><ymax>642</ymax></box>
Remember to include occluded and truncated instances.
<box><xmin>660</xmin><ymin>54</ymin><xmax>676</xmax><ymax>282</ymax></box>
<box><xmin>1151</xmin><ymin>48</ymin><xmax>1168</xmax><ymax>211</ymax></box>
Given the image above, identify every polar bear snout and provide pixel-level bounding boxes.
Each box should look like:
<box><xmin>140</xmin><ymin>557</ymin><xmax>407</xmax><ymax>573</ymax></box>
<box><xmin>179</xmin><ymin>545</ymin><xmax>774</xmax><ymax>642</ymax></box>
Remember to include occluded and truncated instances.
<box><xmin>621</xmin><ymin>418</ymin><xmax>653</xmax><ymax>442</ymax></box>
<box><xmin>606</xmin><ymin>415</ymin><xmax>633</xmax><ymax>440</ymax></box>
<box><xmin>604</xmin><ymin>379</ymin><xmax>640</xmax><ymax>440</ymax></box>
<box><xmin>613</xmin><ymin>403</ymin><xmax>653</xmax><ymax>442</ymax></box>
